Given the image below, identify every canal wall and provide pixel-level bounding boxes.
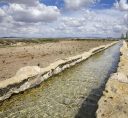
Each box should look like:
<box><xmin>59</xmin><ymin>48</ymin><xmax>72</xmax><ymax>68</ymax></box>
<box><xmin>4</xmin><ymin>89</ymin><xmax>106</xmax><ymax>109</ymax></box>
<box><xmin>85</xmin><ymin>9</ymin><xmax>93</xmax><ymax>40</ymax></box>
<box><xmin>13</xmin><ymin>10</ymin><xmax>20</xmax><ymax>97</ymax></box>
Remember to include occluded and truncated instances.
<box><xmin>0</xmin><ymin>42</ymin><xmax>117</xmax><ymax>102</ymax></box>
<box><xmin>96</xmin><ymin>41</ymin><xmax>128</xmax><ymax>118</ymax></box>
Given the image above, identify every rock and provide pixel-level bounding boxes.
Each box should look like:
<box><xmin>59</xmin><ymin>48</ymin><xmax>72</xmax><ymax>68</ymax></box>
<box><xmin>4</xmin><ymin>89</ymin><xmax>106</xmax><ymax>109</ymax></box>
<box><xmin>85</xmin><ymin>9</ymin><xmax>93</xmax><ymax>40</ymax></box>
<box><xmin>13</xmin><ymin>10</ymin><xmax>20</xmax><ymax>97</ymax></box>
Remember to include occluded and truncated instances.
<box><xmin>63</xmin><ymin>98</ymin><xmax>71</xmax><ymax>105</ymax></box>
<box><xmin>112</xmin><ymin>72</ymin><xmax>128</xmax><ymax>83</ymax></box>
<box><xmin>16</xmin><ymin>66</ymin><xmax>41</xmax><ymax>77</ymax></box>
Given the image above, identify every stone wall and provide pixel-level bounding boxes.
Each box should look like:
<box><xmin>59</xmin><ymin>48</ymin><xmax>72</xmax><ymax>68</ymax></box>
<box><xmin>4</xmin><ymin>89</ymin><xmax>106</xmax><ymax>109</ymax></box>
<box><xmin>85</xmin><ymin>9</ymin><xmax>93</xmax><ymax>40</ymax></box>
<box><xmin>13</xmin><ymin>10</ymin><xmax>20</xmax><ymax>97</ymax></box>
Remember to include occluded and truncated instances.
<box><xmin>96</xmin><ymin>41</ymin><xmax>128</xmax><ymax>118</ymax></box>
<box><xmin>0</xmin><ymin>42</ymin><xmax>117</xmax><ymax>102</ymax></box>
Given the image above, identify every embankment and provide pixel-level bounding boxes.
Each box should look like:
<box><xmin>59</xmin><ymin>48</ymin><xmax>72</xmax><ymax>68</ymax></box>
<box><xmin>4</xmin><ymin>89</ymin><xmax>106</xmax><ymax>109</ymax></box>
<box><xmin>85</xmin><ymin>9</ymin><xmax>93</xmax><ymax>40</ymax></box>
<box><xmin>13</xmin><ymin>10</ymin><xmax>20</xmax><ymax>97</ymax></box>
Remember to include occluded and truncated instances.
<box><xmin>96</xmin><ymin>41</ymin><xmax>128</xmax><ymax>118</ymax></box>
<box><xmin>0</xmin><ymin>42</ymin><xmax>117</xmax><ymax>102</ymax></box>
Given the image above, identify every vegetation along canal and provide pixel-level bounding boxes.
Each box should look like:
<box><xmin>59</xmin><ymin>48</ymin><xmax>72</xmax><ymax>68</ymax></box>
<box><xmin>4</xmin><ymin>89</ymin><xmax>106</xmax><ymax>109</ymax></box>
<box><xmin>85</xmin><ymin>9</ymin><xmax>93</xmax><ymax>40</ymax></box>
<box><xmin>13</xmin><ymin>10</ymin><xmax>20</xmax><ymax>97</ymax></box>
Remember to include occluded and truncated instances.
<box><xmin>0</xmin><ymin>42</ymin><xmax>122</xmax><ymax>118</ymax></box>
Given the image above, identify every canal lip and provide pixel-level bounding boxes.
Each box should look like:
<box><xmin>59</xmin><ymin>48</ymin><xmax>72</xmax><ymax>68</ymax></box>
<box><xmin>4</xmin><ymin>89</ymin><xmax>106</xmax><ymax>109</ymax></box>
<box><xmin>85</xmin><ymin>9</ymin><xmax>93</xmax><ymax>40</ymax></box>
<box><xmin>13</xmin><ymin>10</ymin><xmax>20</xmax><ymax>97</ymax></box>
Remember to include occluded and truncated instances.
<box><xmin>0</xmin><ymin>42</ymin><xmax>117</xmax><ymax>102</ymax></box>
<box><xmin>75</xmin><ymin>42</ymin><xmax>122</xmax><ymax>118</ymax></box>
<box><xmin>96</xmin><ymin>41</ymin><xmax>128</xmax><ymax>118</ymax></box>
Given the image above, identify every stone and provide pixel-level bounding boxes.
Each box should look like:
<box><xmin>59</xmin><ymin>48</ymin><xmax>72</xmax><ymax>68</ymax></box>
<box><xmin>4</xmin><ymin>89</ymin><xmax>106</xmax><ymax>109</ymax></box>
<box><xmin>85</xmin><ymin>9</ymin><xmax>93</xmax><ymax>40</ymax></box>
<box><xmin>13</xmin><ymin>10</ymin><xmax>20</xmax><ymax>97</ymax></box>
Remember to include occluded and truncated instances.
<box><xmin>63</xmin><ymin>98</ymin><xmax>71</xmax><ymax>105</ymax></box>
<box><xmin>112</xmin><ymin>72</ymin><xmax>128</xmax><ymax>83</ymax></box>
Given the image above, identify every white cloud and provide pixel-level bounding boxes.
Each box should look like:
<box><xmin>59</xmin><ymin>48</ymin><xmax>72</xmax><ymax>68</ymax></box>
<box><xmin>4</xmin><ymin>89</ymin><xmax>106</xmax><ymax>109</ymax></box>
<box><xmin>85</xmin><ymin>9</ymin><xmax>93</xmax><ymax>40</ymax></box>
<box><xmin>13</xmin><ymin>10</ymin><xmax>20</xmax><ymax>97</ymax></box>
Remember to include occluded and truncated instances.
<box><xmin>124</xmin><ymin>14</ymin><xmax>128</xmax><ymax>25</ymax></box>
<box><xmin>8</xmin><ymin>4</ymin><xmax>60</xmax><ymax>23</ymax></box>
<box><xmin>0</xmin><ymin>0</ymin><xmax>126</xmax><ymax>38</ymax></box>
<box><xmin>0</xmin><ymin>2</ymin><xmax>60</xmax><ymax>23</ymax></box>
<box><xmin>114</xmin><ymin>0</ymin><xmax>128</xmax><ymax>11</ymax></box>
<box><xmin>114</xmin><ymin>0</ymin><xmax>128</xmax><ymax>29</ymax></box>
<box><xmin>0</xmin><ymin>0</ymin><xmax>60</xmax><ymax>37</ymax></box>
<box><xmin>0</xmin><ymin>8</ymin><xmax>126</xmax><ymax>38</ymax></box>
<box><xmin>0</xmin><ymin>9</ymin><xmax>6</xmax><ymax>22</ymax></box>
<box><xmin>64</xmin><ymin>0</ymin><xmax>99</xmax><ymax>10</ymax></box>
<box><xmin>55</xmin><ymin>9</ymin><xmax>126</xmax><ymax>38</ymax></box>
<box><xmin>62</xmin><ymin>17</ymin><xmax>84</xmax><ymax>27</ymax></box>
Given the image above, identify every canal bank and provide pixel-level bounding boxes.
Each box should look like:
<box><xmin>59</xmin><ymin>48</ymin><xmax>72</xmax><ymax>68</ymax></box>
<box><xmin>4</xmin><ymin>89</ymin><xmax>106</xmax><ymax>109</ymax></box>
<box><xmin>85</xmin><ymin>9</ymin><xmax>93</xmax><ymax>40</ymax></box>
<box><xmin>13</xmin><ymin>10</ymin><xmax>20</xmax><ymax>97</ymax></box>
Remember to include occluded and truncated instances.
<box><xmin>96</xmin><ymin>41</ymin><xmax>128</xmax><ymax>118</ymax></box>
<box><xmin>0</xmin><ymin>42</ymin><xmax>121</xmax><ymax>118</ymax></box>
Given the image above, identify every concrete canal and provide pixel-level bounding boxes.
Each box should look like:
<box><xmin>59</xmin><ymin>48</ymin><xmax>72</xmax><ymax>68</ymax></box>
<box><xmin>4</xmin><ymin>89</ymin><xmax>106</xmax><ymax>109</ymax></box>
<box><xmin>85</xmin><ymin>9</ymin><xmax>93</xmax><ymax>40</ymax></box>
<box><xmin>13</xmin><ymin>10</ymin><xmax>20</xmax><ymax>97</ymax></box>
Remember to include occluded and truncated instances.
<box><xmin>0</xmin><ymin>42</ymin><xmax>121</xmax><ymax>118</ymax></box>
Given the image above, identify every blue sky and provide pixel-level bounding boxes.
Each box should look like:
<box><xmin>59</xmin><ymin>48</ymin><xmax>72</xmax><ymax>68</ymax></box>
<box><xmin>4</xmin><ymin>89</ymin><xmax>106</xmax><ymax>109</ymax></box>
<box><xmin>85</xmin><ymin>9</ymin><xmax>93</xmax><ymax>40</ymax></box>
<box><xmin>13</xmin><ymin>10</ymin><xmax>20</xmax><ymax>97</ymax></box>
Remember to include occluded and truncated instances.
<box><xmin>42</xmin><ymin>0</ymin><xmax>64</xmax><ymax>8</ymax></box>
<box><xmin>42</xmin><ymin>0</ymin><xmax>116</xmax><ymax>9</ymax></box>
<box><xmin>94</xmin><ymin>0</ymin><xmax>116</xmax><ymax>9</ymax></box>
<box><xmin>42</xmin><ymin>0</ymin><xmax>116</xmax><ymax>8</ymax></box>
<box><xmin>0</xmin><ymin>0</ymin><xmax>127</xmax><ymax>38</ymax></box>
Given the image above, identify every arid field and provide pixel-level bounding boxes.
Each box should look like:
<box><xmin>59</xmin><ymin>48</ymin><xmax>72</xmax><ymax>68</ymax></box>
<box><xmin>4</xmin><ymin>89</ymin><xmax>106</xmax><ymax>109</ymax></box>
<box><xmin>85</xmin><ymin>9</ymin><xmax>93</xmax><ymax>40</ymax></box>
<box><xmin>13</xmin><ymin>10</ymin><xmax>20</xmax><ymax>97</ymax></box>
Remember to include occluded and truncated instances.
<box><xmin>0</xmin><ymin>39</ymin><xmax>114</xmax><ymax>80</ymax></box>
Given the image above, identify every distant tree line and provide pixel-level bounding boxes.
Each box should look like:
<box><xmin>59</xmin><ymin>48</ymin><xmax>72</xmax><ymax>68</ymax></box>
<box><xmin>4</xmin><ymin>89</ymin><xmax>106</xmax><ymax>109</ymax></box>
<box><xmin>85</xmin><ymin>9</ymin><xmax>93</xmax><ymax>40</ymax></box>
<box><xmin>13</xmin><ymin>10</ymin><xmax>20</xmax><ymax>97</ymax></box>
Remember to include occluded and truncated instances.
<box><xmin>121</xmin><ymin>31</ymin><xmax>128</xmax><ymax>40</ymax></box>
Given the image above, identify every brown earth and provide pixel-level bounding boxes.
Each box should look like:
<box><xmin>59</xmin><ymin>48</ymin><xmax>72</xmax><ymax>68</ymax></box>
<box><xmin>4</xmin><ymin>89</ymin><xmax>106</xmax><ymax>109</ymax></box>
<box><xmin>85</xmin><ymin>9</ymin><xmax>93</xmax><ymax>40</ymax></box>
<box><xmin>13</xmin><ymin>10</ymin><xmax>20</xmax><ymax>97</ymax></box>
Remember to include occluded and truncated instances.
<box><xmin>0</xmin><ymin>40</ymin><xmax>113</xmax><ymax>81</ymax></box>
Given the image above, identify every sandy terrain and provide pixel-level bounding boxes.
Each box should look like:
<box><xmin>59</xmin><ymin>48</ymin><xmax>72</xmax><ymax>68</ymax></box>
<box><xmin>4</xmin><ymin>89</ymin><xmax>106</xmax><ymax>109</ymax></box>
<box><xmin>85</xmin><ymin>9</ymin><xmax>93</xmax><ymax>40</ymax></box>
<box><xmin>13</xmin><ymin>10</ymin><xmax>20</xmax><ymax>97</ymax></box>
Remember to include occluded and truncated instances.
<box><xmin>0</xmin><ymin>40</ymin><xmax>113</xmax><ymax>80</ymax></box>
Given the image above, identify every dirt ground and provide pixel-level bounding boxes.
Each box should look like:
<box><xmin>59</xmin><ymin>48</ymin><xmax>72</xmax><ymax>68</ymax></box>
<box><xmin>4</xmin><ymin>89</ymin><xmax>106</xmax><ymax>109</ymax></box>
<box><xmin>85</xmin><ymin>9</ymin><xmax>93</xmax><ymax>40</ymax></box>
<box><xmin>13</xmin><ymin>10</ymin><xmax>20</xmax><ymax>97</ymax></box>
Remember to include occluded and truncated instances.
<box><xmin>0</xmin><ymin>40</ymin><xmax>113</xmax><ymax>80</ymax></box>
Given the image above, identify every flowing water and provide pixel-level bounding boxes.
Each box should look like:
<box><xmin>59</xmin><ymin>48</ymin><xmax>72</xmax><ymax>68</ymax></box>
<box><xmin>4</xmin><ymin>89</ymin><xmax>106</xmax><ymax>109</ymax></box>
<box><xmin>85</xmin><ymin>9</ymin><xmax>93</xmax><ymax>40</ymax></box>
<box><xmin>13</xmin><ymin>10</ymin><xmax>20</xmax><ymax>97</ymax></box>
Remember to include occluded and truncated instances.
<box><xmin>0</xmin><ymin>43</ymin><xmax>121</xmax><ymax>118</ymax></box>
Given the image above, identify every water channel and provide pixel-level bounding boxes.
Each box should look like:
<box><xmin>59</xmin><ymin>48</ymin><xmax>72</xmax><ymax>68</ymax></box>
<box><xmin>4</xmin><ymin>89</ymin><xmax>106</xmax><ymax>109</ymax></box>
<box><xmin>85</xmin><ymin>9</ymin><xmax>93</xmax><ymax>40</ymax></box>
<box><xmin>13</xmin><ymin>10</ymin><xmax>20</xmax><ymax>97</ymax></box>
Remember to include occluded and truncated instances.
<box><xmin>0</xmin><ymin>42</ymin><xmax>121</xmax><ymax>118</ymax></box>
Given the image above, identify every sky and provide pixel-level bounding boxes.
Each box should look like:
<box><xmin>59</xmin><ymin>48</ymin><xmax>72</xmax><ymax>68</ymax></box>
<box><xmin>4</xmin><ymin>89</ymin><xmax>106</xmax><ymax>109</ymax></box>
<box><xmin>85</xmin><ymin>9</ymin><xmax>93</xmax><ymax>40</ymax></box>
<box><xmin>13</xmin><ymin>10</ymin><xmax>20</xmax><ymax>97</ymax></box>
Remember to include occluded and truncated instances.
<box><xmin>0</xmin><ymin>0</ymin><xmax>128</xmax><ymax>38</ymax></box>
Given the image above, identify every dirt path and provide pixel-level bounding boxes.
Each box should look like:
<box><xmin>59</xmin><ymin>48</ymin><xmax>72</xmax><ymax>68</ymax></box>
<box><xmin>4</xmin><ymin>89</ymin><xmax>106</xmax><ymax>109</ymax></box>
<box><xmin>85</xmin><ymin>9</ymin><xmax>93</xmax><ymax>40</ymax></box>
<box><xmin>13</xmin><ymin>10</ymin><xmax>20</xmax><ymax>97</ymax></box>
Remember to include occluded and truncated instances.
<box><xmin>0</xmin><ymin>40</ymin><xmax>113</xmax><ymax>80</ymax></box>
